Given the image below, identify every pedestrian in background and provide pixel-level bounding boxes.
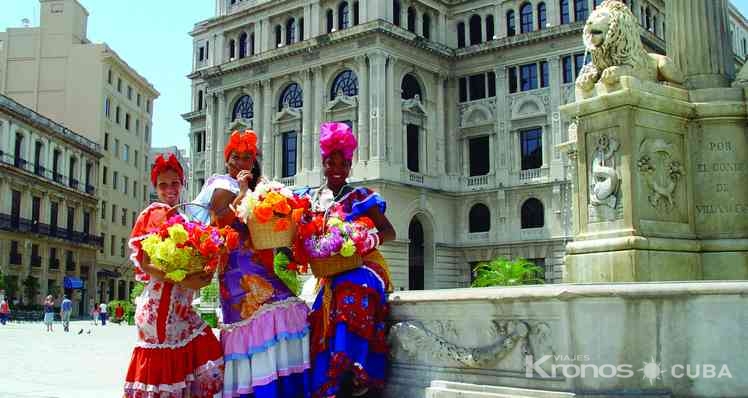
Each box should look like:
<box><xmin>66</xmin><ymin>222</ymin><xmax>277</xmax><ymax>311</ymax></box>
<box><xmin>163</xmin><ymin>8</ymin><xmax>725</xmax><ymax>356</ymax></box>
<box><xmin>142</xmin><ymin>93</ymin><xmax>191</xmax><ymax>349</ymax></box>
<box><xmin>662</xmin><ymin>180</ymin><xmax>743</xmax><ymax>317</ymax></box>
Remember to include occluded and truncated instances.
<box><xmin>99</xmin><ymin>301</ymin><xmax>108</xmax><ymax>326</ymax></box>
<box><xmin>0</xmin><ymin>297</ymin><xmax>9</xmax><ymax>325</ymax></box>
<box><xmin>43</xmin><ymin>295</ymin><xmax>55</xmax><ymax>332</ymax></box>
<box><xmin>60</xmin><ymin>295</ymin><xmax>73</xmax><ymax>332</ymax></box>
<box><xmin>91</xmin><ymin>303</ymin><xmax>100</xmax><ymax>326</ymax></box>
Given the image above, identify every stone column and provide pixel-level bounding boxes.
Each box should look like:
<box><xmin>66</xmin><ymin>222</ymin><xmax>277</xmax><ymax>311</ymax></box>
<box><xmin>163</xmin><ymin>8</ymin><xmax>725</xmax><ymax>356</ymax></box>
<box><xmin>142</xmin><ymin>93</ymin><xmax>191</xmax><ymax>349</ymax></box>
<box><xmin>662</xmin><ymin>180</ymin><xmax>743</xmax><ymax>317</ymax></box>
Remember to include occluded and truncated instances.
<box><xmin>205</xmin><ymin>92</ymin><xmax>215</xmax><ymax>175</ymax></box>
<box><xmin>312</xmin><ymin>67</ymin><xmax>324</xmax><ymax>170</ymax></box>
<box><xmin>310</xmin><ymin>3</ymin><xmax>320</xmax><ymax>37</ymax></box>
<box><xmin>368</xmin><ymin>51</ymin><xmax>387</xmax><ymax>160</ymax></box>
<box><xmin>301</xmin><ymin>69</ymin><xmax>313</xmax><ymax>171</ymax></box>
<box><xmin>548</xmin><ymin>56</ymin><xmax>565</xmax><ymax>180</ymax></box>
<box><xmin>261</xmin><ymin>80</ymin><xmax>273</xmax><ymax>175</ymax></box>
<box><xmin>435</xmin><ymin>73</ymin><xmax>446</xmax><ymax>174</ymax></box>
<box><xmin>216</xmin><ymin>91</ymin><xmax>227</xmax><ymax>173</ymax></box>
<box><xmin>356</xmin><ymin>56</ymin><xmax>370</xmax><ymax>163</ymax></box>
<box><xmin>666</xmin><ymin>0</ymin><xmax>734</xmax><ymax>89</ymax></box>
<box><xmin>494</xmin><ymin>66</ymin><xmax>510</xmax><ymax>183</ymax></box>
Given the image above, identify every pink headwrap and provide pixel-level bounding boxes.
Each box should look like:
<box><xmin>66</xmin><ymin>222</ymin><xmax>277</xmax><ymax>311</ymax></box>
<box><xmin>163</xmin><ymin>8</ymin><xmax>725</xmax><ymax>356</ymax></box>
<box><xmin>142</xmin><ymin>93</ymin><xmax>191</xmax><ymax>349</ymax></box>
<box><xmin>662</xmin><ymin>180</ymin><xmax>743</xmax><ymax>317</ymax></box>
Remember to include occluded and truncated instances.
<box><xmin>320</xmin><ymin>122</ymin><xmax>357</xmax><ymax>161</ymax></box>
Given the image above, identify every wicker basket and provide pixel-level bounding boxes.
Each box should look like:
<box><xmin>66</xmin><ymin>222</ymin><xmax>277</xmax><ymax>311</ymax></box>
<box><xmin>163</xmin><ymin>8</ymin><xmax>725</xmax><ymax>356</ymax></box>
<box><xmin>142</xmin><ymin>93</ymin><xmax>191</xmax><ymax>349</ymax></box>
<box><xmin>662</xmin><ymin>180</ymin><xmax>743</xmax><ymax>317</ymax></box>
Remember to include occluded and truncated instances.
<box><xmin>309</xmin><ymin>253</ymin><xmax>363</xmax><ymax>278</ymax></box>
<box><xmin>247</xmin><ymin>215</ymin><xmax>297</xmax><ymax>250</ymax></box>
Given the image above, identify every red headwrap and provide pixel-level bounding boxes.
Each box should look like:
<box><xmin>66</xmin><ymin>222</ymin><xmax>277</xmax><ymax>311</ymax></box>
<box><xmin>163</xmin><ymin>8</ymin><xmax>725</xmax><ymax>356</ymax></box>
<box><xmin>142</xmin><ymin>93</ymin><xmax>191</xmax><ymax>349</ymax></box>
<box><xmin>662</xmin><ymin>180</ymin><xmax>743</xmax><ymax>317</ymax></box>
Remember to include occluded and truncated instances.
<box><xmin>150</xmin><ymin>153</ymin><xmax>185</xmax><ymax>187</ymax></box>
<box><xmin>224</xmin><ymin>130</ymin><xmax>258</xmax><ymax>161</ymax></box>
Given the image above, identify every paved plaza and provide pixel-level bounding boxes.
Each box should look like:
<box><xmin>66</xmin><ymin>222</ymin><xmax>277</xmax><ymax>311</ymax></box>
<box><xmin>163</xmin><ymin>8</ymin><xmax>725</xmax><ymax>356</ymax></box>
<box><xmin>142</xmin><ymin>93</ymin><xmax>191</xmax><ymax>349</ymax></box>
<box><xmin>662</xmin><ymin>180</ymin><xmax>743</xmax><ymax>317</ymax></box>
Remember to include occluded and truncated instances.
<box><xmin>0</xmin><ymin>320</ymin><xmax>141</xmax><ymax>398</ymax></box>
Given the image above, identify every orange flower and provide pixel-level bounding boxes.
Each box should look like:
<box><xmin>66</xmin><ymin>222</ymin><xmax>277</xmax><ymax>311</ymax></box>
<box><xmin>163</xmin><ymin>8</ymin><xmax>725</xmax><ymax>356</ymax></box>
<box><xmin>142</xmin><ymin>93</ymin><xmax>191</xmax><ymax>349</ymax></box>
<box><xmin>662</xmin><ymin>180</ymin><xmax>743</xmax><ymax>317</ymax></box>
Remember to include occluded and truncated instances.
<box><xmin>272</xmin><ymin>200</ymin><xmax>292</xmax><ymax>215</ymax></box>
<box><xmin>253</xmin><ymin>204</ymin><xmax>274</xmax><ymax>223</ymax></box>
<box><xmin>273</xmin><ymin>217</ymin><xmax>291</xmax><ymax>232</ymax></box>
<box><xmin>224</xmin><ymin>229</ymin><xmax>239</xmax><ymax>250</ymax></box>
<box><xmin>264</xmin><ymin>191</ymin><xmax>286</xmax><ymax>206</ymax></box>
<box><xmin>291</xmin><ymin>208</ymin><xmax>305</xmax><ymax>223</ymax></box>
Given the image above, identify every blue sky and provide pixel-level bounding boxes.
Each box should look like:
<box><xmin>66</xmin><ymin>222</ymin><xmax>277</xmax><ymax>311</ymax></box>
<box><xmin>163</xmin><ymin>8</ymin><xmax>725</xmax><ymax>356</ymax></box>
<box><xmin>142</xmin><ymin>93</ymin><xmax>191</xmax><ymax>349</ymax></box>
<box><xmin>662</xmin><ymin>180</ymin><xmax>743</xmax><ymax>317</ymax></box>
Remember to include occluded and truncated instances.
<box><xmin>2</xmin><ymin>1</ymin><xmax>748</xmax><ymax>153</ymax></box>
<box><xmin>0</xmin><ymin>0</ymin><xmax>214</xmax><ymax>152</ymax></box>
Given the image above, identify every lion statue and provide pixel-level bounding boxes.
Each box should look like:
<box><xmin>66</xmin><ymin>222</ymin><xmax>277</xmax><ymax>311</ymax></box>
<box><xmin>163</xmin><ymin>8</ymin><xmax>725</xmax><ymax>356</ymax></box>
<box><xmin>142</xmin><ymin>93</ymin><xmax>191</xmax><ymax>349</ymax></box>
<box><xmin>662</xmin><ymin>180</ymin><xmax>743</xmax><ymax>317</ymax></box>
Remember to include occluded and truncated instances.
<box><xmin>576</xmin><ymin>0</ymin><xmax>683</xmax><ymax>95</ymax></box>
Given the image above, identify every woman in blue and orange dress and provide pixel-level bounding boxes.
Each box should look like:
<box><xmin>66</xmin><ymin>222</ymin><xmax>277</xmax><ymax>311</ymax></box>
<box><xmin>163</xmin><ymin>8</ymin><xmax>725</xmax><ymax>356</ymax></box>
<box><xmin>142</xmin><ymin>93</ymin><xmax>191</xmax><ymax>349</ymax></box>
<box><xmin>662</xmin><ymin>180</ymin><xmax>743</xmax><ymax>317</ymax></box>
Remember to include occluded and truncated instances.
<box><xmin>302</xmin><ymin>122</ymin><xmax>396</xmax><ymax>398</ymax></box>
<box><xmin>187</xmin><ymin>130</ymin><xmax>311</xmax><ymax>398</ymax></box>
<box><xmin>124</xmin><ymin>153</ymin><xmax>224</xmax><ymax>398</ymax></box>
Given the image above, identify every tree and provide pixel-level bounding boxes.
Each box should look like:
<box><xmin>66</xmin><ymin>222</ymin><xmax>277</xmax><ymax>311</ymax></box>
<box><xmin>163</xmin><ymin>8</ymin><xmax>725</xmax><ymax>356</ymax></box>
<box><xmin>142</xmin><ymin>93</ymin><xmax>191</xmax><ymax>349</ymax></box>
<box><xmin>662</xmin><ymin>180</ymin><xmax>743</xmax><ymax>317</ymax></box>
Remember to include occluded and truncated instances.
<box><xmin>22</xmin><ymin>275</ymin><xmax>40</xmax><ymax>304</ymax></box>
<box><xmin>471</xmin><ymin>257</ymin><xmax>545</xmax><ymax>287</ymax></box>
<box><xmin>129</xmin><ymin>282</ymin><xmax>145</xmax><ymax>305</ymax></box>
<box><xmin>0</xmin><ymin>269</ymin><xmax>5</xmax><ymax>291</ymax></box>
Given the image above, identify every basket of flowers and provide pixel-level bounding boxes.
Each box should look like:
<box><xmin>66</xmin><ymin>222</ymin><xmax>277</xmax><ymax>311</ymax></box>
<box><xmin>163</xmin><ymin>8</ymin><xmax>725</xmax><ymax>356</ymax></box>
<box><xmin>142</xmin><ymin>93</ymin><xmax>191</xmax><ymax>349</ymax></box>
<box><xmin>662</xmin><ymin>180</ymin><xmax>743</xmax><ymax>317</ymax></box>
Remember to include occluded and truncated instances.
<box><xmin>299</xmin><ymin>214</ymin><xmax>378</xmax><ymax>278</ymax></box>
<box><xmin>140</xmin><ymin>210</ymin><xmax>239</xmax><ymax>282</ymax></box>
<box><xmin>236</xmin><ymin>180</ymin><xmax>309</xmax><ymax>250</ymax></box>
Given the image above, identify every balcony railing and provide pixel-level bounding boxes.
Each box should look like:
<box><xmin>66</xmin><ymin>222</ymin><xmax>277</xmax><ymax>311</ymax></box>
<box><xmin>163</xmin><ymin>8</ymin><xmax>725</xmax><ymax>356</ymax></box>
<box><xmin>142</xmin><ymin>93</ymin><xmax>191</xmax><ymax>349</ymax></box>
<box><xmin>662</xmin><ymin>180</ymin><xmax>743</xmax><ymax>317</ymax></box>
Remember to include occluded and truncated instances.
<box><xmin>409</xmin><ymin>173</ymin><xmax>424</xmax><ymax>184</ymax></box>
<box><xmin>279</xmin><ymin>176</ymin><xmax>297</xmax><ymax>187</ymax></box>
<box><xmin>519</xmin><ymin>168</ymin><xmax>542</xmax><ymax>181</ymax></box>
<box><xmin>466</xmin><ymin>175</ymin><xmax>490</xmax><ymax>187</ymax></box>
<box><xmin>0</xmin><ymin>153</ymin><xmax>96</xmax><ymax>196</ymax></box>
<box><xmin>0</xmin><ymin>214</ymin><xmax>101</xmax><ymax>247</ymax></box>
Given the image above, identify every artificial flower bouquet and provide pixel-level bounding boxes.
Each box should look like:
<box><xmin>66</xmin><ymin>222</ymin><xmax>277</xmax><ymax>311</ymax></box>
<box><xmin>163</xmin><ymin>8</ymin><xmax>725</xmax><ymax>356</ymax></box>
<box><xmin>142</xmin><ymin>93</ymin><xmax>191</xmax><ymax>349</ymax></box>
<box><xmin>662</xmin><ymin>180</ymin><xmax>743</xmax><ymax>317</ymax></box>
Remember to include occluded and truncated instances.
<box><xmin>141</xmin><ymin>215</ymin><xmax>239</xmax><ymax>282</ymax></box>
<box><xmin>235</xmin><ymin>180</ymin><xmax>310</xmax><ymax>250</ymax></box>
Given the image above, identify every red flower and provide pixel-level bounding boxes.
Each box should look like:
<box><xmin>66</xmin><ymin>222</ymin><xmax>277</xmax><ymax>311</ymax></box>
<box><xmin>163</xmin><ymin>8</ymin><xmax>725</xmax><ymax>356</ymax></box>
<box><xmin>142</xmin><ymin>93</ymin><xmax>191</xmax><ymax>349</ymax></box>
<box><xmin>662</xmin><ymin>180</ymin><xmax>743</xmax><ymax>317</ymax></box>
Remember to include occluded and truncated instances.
<box><xmin>224</xmin><ymin>228</ymin><xmax>239</xmax><ymax>250</ymax></box>
<box><xmin>199</xmin><ymin>238</ymin><xmax>219</xmax><ymax>257</ymax></box>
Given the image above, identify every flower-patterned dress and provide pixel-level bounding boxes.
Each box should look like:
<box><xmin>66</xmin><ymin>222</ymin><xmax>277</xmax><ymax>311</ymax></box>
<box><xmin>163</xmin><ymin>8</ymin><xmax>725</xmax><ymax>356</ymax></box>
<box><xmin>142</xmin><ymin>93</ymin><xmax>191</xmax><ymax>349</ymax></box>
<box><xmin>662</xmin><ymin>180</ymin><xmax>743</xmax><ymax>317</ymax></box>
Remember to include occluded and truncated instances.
<box><xmin>218</xmin><ymin>219</ymin><xmax>311</xmax><ymax>398</ymax></box>
<box><xmin>124</xmin><ymin>202</ymin><xmax>224</xmax><ymax>398</ymax></box>
<box><xmin>187</xmin><ymin>174</ymin><xmax>311</xmax><ymax>398</ymax></box>
<box><xmin>302</xmin><ymin>186</ymin><xmax>393</xmax><ymax>398</ymax></box>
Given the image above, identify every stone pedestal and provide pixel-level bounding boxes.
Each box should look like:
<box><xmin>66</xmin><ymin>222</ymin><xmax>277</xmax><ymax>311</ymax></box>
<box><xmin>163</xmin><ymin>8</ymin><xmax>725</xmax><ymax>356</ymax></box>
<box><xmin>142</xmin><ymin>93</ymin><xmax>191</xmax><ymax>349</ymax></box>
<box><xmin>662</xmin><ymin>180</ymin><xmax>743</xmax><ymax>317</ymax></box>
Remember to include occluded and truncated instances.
<box><xmin>560</xmin><ymin>77</ymin><xmax>700</xmax><ymax>282</ymax></box>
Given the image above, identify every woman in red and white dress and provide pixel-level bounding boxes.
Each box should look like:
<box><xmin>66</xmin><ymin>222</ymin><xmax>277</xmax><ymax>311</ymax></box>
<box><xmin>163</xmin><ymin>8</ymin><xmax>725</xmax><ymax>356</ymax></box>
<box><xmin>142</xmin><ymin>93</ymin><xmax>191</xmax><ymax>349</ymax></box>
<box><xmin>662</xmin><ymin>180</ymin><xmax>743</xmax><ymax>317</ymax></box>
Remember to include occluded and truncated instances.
<box><xmin>124</xmin><ymin>153</ymin><xmax>224</xmax><ymax>398</ymax></box>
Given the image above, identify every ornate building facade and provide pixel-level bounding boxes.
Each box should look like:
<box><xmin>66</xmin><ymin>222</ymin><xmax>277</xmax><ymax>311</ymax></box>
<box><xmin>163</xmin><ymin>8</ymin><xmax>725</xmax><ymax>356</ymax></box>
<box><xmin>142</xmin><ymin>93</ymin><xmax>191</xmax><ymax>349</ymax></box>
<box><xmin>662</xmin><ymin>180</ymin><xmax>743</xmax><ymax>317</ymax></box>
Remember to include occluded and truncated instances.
<box><xmin>0</xmin><ymin>94</ymin><xmax>101</xmax><ymax>315</ymax></box>
<box><xmin>0</xmin><ymin>0</ymin><xmax>159</xmax><ymax>304</ymax></box>
<box><xmin>185</xmin><ymin>0</ymin><xmax>747</xmax><ymax>290</ymax></box>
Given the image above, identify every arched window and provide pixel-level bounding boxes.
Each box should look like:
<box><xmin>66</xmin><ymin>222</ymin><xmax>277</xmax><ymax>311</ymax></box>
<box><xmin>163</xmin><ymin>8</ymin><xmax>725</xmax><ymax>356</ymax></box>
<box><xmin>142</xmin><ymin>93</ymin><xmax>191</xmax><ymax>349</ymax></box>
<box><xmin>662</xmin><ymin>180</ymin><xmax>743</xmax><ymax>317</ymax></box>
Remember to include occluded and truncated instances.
<box><xmin>326</xmin><ymin>9</ymin><xmax>334</xmax><ymax>33</ymax></box>
<box><xmin>521</xmin><ymin>198</ymin><xmax>544</xmax><ymax>229</ymax></box>
<box><xmin>275</xmin><ymin>25</ymin><xmax>282</xmax><ymax>46</ymax></box>
<box><xmin>401</xmin><ymin>74</ymin><xmax>422</xmax><ymax>100</ymax></box>
<box><xmin>239</xmin><ymin>33</ymin><xmax>247</xmax><ymax>58</ymax></box>
<box><xmin>560</xmin><ymin>0</ymin><xmax>570</xmax><ymax>24</ymax></box>
<box><xmin>339</xmin><ymin>2</ymin><xmax>350</xmax><ymax>29</ymax></box>
<box><xmin>469</xmin><ymin>204</ymin><xmax>490</xmax><ymax>233</ymax></box>
<box><xmin>197</xmin><ymin>90</ymin><xmax>203</xmax><ymax>111</ymax></box>
<box><xmin>469</xmin><ymin>14</ymin><xmax>482</xmax><ymax>45</ymax></box>
<box><xmin>330</xmin><ymin>70</ymin><xmax>359</xmax><ymax>99</ymax></box>
<box><xmin>232</xmin><ymin>95</ymin><xmax>254</xmax><ymax>120</ymax></box>
<box><xmin>353</xmin><ymin>2</ymin><xmax>360</xmax><ymax>25</ymax></box>
<box><xmin>457</xmin><ymin>22</ymin><xmax>466</xmax><ymax>48</ymax></box>
<box><xmin>407</xmin><ymin>7</ymin><xmax>416</xmax><ymax>33</ymax></box>
<box><xmin>228</xmin><ymin>39</ymin><xmax>236</xmax><ymax>59</ymax></box>
<box><xmin>520</xmin><ymin>3</ymin><xmax>533</xmax><ymax>33</ymax></box>
<box><xmin>286</xmin><ymin>18</ymin><xmax>296</xmax><ymax>44</ymax></box>
<box><xmin>422</xmin><ymin>13</ymin><xmax>431</xmax><ymax>39</ymax></box>
<box><xmin>393</xmin><ymin>0</ymin><xmax>401</xmax><ymax>26</ymax></box>
<box><xmin>538</xmin><ymin>3</ymin><xmax>547</xmax><ymax>29</ymax></box>
<box><xmin>507</xmin><ymin>10</ymin><xmax>516</xmax><ymax>36</ymax></box>
<box><xmin>278</xmin><ymin>83</ymin><xmax>303</xmax><ymax>109</ymax></box>
<box><xmin>249</xmin><ymin>33</ymin><xmax>255</xmax><ymax>55</ymax></box>
<box><xmin>485</xmin><ymin>15</ymin><xmax>495</xmax><ymax>40</ymax></box>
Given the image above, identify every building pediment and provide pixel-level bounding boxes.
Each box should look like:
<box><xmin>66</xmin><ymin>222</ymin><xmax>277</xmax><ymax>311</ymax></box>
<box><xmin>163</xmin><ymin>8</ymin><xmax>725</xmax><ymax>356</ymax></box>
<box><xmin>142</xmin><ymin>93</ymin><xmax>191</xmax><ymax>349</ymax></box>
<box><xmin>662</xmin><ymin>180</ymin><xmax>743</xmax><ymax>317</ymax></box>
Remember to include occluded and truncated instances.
<box><xmin>274</xmin><ymin>106</ymin><xmax>301</xmax><ymax>123</ymax></box>
<box><xmin>228</xmin><ymin>118</ymin><xmax>252</xmax><ymax>131</ymax></box>
<box><xmin>402</xmin><ymin>96</ymin><xmax>427</xmax><ymax>115</ymax></box>
<box><xmin>326</xmin><ymin>93</ymin><xmax>358</xmax><ymax>112</ymax></box>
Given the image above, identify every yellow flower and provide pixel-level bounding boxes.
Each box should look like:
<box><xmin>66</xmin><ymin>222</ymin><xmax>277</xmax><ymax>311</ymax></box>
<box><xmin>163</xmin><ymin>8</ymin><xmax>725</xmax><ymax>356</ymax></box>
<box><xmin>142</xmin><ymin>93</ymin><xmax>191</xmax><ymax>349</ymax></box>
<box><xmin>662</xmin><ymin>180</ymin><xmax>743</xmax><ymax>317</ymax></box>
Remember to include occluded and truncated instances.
<box><xmin>166</xmin><ymin>269</ymin><xmax>188</xmax><ymax>282</ymax></box>
<box><xmin>327</xmin><ymin>217</ymin><xmax>344</xmax><ymax>228</ymax></box>
<box><xmin>340</xmin><ymin>239</ymin><xmax>356</xmax><ymax>257</ymax></box>
<box><xmin>167</xmin><ymin>224</ymin><xmax>189</xmax><ymax>244</ymax></box>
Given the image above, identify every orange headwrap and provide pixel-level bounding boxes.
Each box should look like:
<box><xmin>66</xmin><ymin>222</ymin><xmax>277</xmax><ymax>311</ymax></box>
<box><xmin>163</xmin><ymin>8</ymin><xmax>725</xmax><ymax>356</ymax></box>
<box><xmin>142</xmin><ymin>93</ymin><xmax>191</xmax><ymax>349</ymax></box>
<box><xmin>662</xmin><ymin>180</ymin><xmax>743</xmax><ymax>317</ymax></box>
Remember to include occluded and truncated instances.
<box><xmin>224</xmin><ymin>130</ymin><xmax>258</xmax><ymax>161</ymax></box>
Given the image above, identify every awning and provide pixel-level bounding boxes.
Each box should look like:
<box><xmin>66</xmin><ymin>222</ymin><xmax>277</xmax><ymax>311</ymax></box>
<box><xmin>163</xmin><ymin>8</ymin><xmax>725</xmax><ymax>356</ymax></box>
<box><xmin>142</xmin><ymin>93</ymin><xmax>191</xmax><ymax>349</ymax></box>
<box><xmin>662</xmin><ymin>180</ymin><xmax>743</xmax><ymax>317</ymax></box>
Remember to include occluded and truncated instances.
<box><xmin>63</xmin><ymin>276</ymin><xmax>84</xmax><ymax>289</ymax></box>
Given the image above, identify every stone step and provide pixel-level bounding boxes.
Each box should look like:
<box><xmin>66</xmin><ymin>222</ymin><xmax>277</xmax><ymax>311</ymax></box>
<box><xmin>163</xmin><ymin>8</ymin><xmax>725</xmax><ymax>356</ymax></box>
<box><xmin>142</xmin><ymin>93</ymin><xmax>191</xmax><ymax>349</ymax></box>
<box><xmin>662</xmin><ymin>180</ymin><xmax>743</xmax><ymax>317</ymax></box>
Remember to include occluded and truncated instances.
<box><xmin>425</xmin><ymin>381</ymin><xmax>576</xmax><ymax>398</ymax></box>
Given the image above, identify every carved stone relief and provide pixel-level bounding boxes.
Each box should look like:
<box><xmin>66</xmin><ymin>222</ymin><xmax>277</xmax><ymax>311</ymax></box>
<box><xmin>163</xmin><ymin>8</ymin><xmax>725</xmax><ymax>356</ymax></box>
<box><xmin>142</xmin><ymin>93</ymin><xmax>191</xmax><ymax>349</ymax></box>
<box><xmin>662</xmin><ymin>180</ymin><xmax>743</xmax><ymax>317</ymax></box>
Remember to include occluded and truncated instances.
<box><xmin>637</xmin><ymin>138</ymin><xmax>684</xmax><ymax>212</ymax></box>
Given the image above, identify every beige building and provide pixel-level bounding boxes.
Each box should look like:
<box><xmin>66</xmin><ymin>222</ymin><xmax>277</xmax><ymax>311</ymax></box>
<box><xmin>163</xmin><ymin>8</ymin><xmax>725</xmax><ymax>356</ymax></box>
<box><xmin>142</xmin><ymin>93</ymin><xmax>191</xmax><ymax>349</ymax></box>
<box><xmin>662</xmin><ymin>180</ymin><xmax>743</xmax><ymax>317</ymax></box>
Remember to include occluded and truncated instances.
<box><xmin>0</xmin><ymin>0</ymin><xmax>159</xmax><ymax>303</ymax></box>
<box><xmin>0</xmin><ymin>94</ymin><xmax>101</xmax><ymax>315</ymax></box>
<box><xmin>185</xmin><ymin>0</ymin><xmax>745</xmax><ymax>290</ymax></box>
